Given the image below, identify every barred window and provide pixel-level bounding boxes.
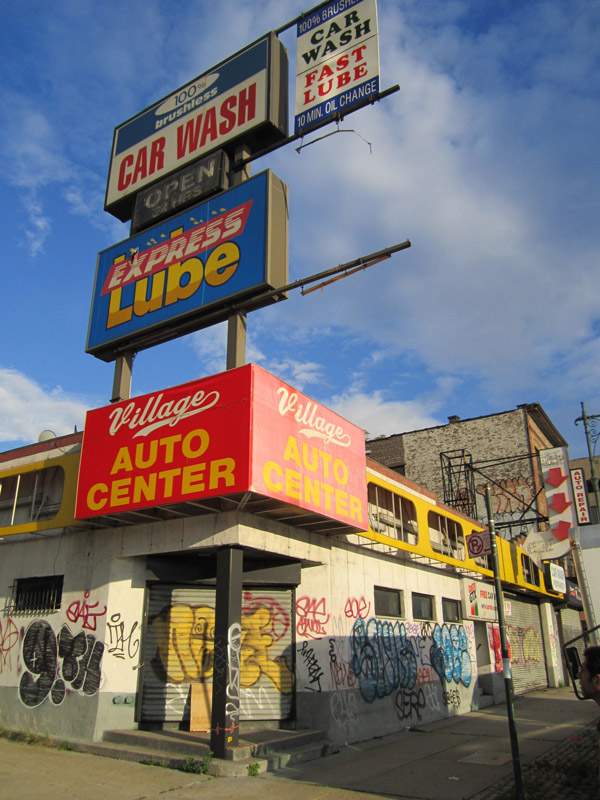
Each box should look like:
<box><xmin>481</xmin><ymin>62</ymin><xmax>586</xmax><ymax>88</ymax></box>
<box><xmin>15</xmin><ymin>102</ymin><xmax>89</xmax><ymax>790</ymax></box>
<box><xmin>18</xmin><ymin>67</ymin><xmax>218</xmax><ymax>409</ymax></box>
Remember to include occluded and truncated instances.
<box><xmin>521</xmin><ymin>554</ymin><xmax>540</xmax><ymax>586</ymax></box>
<box><xmin>0</xmin><ymin>466</ymin><xmax>65</xmax><ymax>527</ymax></box>
<box><xmin>368</xmin><ymin>483</ymin><xmax>418</xmax><ymax>544</ymax></box>
<box><xmin>428</xmin><ymin>511</ymin><xmax>465</xmax><ymax>560</ymax></box>
<box><xmin>12</xmin><ymin>575</ymin><xmax>63</xmax><ymax>615</ymax></box>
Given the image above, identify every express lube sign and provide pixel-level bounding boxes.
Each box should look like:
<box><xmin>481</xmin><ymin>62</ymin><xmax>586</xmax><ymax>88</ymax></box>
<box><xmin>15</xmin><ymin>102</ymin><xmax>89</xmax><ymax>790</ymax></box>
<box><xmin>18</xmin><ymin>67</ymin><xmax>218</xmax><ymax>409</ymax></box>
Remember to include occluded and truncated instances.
<box><xmin>87</xmin><ymin>170</ymin><xmax>288</xmax><ymax>361</ymax></box>
<box><xmin>105</xmin><ymin>34</ymin><xmax>288</xmax><ymax>221</ymax></box>
<box><xmin>76</xmin><ymin>364</ymin><xmax>367</xmax><ymax>532</ymax></box>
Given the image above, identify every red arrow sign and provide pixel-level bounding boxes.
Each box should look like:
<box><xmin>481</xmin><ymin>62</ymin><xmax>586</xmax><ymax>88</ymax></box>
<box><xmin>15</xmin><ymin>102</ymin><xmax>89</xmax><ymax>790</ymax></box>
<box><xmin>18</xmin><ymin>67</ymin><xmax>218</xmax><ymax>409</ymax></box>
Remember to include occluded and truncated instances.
<box><xmin>547</xmin><ymin>468</ymin><xmax>567</xmax><ymax>487</ymax></box>
<box><xmin>549</xmin><ymin>493</ymin><xmax>572</xmax><ymax>514</ymax></box>
<box><xmin>552</xmin><ymin>520</ymin><xmax>571</xmax><ymax>541</ymax></box>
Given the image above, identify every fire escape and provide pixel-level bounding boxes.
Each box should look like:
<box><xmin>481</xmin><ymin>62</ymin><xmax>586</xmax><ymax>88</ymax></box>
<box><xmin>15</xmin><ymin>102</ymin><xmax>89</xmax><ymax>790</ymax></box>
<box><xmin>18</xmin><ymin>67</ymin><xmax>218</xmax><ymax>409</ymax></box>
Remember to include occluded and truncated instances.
<box><xmin>440</xmin><ymin>449</ymin><xmax>548</xmax><ymax>541</ymax></box>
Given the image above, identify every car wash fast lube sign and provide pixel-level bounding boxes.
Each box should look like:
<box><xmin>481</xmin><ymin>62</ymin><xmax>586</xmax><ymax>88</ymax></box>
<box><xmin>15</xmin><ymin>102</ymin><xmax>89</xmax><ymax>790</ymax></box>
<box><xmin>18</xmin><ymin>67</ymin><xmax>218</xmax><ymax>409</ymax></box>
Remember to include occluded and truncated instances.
<box><xmin>295</xmin><ymin>0</ymin><xmax>379</xmax><ymax>133</ymax></box>
<box><xmin>105</xmin><ymin>33</ymin><xmax>288</xmax><ymax>221</ymax></box>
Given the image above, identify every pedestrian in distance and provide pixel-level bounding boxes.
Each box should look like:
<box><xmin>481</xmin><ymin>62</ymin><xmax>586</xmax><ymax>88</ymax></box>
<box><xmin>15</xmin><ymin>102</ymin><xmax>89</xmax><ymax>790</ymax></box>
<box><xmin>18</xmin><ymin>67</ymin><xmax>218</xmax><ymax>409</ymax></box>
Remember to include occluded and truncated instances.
<box><xmin>579</xmin><ymin>645</ymin><xmax>600</xmax><ymax>786</ymax></box>
<box><xmin>579</xmin><ymin>646</ymin><xmax>600</xmax><ymax>711</ymax></box>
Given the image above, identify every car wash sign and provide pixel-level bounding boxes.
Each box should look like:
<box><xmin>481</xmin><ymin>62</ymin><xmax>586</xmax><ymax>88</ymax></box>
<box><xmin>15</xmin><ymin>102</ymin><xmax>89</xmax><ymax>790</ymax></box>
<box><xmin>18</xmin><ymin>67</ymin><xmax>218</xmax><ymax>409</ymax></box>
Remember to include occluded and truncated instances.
<box><xmin>105</xmin><ymin>33</ymin><xmax>288</xmax><ymax>221</ymax></box>
<box><xmin>295</xmin><ymin>0</ymin><xmax>379</xmax><ymax>133</ymax></box>
<box><xmin>87</xmin><ymin>170</ymin><xmax>288</xmax><ymax>361</ymax></box>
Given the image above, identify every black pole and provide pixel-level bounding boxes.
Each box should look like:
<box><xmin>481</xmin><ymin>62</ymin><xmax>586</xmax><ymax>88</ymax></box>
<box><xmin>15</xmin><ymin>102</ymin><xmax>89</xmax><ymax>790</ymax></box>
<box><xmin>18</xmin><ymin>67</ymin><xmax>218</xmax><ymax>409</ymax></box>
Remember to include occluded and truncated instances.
<box><xmin>210</xmin><ymin>547</ymin><xmax>243</xmax><ymax>759</ymax></box>
<box><xmin>485</xmin><ymin>485</ymin><xmax>525</xmax><ymax>800</ymax></box>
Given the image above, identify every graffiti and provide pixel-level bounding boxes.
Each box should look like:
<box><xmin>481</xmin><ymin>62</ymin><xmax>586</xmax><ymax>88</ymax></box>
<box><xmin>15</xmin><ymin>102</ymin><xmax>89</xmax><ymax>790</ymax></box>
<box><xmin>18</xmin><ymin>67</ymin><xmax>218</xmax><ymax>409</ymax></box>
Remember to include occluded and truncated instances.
<box><xmin>344</xmin><ymin>597</ymin><xmax>371</xmax><ymax>619</ymax></box>
<box><xmin>329</xmin><ymin>638</ymin><xmax>357</xmax><ymax>689</ymax></box>
<box><xmin>19</xmin><ymin>620</ymin><xmax>104</xmax><ymax>708</ymax></box>
<box><xmin>242</xmin><ymin>593</ymin><xmax>290</xmax><ymax>641</ymax></box>
<box><xmin>107</xmin><ymin>613</ymin><xmax>140</xmax><ymax>666</ymax></box>
<box><xmin>66</xmin><ymin>591</ymin><xmax>107</xmax><ymax>631</ymax></box>
<box><xmin>0</xmin><ymin>617</ymin><xmax>19</xmax><ymax>674</ymax></box>
<box><xmin>507</xmin><ymin>625</ymin><xmax>541</xmax><ymax>666</ymax></box>
<box><xmin>395</xmin><ymin>687</ymin><xmax>426</xmax><ymax>721</ymax></box>
<box><xmin>431</xmin><ymin>623</ymin><xmax>472</xmax><ymax>686</ymax></box>
<box><xmin>330</xmin><ymin>689</ymin><xmax>359</xmax><ymax>730</ymax></box>
<box><xmin>298</xmin><ymin>641</ymin><xmax>324</xmax><ymax>692</ymax></box>
<box><xmin>225</xmin><ymin>622</ymin><xmax>242</xmax><ymax>730</ymax></box>
<box><xmin>416</xmin><ymin>666</ymin><xmax>437</xmax><ymax>685</ymax></box>
<box><xmin>443</xmin><ymin>688</ymin><xmax>461</xmax><ymax>709</ymax></box>
<box><xmin>476</xmin><ymin>477</ymin><xmax>533</xmax><ymax>518</ymax></box>
<box><xmin>350</xmin><ymin>618</ymin><xmax>472</xmax><ymax>704</ymax></box>
<box><xmin>296</xmin><ymin>596</ymin><xmax>330</xmax><ymax>639</ymax></box>
<box><xmin>151</xmin><ymin>598</ymin><xmax>293</xmax><ymax>694</ymax></box>
<box><xmin>240</xmin><ymin>686</ymin><xmax>279</xmax><ymax>717</ymax></box>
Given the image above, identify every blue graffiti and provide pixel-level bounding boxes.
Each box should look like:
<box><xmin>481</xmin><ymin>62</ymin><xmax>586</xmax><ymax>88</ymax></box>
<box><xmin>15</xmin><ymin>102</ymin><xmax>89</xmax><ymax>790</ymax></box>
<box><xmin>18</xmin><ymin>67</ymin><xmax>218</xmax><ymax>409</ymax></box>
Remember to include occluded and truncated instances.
<box><xmin>351</xmin><ymin>619</ymin><xmax>471</xmax><ymax>702</ymax></box>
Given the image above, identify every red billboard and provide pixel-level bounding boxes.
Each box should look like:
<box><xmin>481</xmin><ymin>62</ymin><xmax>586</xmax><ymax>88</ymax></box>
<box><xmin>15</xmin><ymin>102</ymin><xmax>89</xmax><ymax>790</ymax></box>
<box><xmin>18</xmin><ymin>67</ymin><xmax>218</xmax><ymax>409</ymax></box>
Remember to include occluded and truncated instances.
<box><xmin>76</xmin><ymin>365</ymin><xmax>367</xmax><ymax>531</ymax></box>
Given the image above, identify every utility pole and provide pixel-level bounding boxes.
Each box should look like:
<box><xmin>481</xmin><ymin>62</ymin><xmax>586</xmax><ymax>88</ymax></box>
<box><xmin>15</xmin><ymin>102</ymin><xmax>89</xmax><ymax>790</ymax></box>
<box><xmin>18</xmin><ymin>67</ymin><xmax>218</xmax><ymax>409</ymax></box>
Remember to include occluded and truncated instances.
<box><xmin>575</xmin><ymin>402</ymin><xmax>600</xmax><ymax>521</ymax></box>
<box><xmin>485</xmin><ymin>486</ymin><xmax>524</xmax><ymax>800</ymax></box>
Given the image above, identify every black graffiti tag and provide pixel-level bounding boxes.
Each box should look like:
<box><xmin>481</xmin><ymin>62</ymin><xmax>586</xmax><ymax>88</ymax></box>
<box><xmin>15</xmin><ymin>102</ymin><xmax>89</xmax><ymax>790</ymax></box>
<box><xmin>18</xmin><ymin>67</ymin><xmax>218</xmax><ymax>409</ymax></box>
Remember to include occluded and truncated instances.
<box><xmin>19</xmin><ymin>620</ymin><xmax>104</xmax><ymax>707</ymax></box>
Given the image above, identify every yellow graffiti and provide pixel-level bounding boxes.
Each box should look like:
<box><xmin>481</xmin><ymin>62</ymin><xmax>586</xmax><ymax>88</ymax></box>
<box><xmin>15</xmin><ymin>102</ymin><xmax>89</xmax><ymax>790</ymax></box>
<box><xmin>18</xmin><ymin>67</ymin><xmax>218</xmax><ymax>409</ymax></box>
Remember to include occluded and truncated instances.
<box><xmin>153</xmin><ymin>604</ymin><xmax>215</xmax><ymax>683</ymax></box>
<box><xmin>151</xmin><ymin>602</ymin><xmax>293</xmax><ymax>694</ymax></box>
<box><xmin>240</xmin><ymin>607</ymin><xmax>293</xmax><ymax>694</ymax></box>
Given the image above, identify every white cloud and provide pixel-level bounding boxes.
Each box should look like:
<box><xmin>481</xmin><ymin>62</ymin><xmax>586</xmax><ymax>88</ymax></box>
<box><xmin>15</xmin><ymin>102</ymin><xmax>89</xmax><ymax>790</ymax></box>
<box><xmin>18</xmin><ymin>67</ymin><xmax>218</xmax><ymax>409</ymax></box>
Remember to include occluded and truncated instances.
<box><xmin>330</xmin><ymin>389</ymin><xmax>441</xmax><ymax>439</ymax></box>
<box><xmin>0</xmin><ymin>368</ymin><xmax>88</xmax><ymax>445</ymax></box>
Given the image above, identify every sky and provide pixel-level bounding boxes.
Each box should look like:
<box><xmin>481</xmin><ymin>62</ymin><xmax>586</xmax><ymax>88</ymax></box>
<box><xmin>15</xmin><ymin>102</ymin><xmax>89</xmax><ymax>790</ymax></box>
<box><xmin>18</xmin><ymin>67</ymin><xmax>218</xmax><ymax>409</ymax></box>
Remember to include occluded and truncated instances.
<box><xmin>0</xmin><ymin>0</ymin><xmax>599</xmax><ymax>459</ymax></box>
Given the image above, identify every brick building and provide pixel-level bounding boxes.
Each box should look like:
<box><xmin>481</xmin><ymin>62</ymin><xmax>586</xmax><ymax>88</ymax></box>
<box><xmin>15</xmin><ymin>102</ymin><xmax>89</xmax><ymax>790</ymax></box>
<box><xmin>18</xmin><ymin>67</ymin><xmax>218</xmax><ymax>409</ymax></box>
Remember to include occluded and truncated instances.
<box><xmin>366</xmin><ymin>403</ymin><xmax>568</xmax><ymax>547</ymax></box>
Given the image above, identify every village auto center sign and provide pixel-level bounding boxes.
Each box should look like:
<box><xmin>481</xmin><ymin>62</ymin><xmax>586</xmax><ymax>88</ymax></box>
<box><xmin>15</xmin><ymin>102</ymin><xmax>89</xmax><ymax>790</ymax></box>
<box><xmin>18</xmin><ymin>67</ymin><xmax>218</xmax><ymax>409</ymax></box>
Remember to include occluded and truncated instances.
<box><xmin>76</xmin><ymin>364</ymin><xmax>368</xmax><ymax>532</ymax></box>
<box><xmin>105</xmin><ymin>33</ymin><xmax>288</xmax><ymax>222</ymax></box>
<box><xmin>87</xmin><ymin>170</ymin><xmax>288</xmax><ymax>361</ymax></box>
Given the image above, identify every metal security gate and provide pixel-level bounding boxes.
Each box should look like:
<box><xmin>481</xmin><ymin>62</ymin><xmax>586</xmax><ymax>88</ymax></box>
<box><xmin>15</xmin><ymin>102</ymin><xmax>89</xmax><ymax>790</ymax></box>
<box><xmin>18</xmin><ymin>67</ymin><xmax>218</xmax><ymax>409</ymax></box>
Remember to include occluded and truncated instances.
<box><xmin>505</xmin><ymin>593</ymin><xmax>547</xmax><ymax>694</ymax></box>
<box><xmin>141</xmin><ymin>584</ymin><xmax>294</xmax><ymax>723</ymax></box>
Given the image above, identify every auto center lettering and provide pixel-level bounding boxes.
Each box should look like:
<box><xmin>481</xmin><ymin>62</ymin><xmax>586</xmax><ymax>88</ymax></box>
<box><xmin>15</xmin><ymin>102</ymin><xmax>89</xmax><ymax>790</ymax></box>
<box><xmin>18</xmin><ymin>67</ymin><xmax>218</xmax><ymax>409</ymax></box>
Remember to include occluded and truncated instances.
<box><xmin>86</xmin><ymin>427</ymin><xmax>235</xmax><ymax>511</ymax></box>
<box><xmin>262</xmin><ymin>387</ymin><xmax>363</xmax><ymax>524</ymax></box>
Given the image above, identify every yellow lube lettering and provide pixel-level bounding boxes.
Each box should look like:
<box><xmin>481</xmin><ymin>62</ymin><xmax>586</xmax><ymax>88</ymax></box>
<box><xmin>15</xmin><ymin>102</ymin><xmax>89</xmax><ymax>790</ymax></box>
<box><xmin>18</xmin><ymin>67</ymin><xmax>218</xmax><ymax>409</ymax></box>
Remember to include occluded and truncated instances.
<box><xmin>133</xmin><ymin>271</ymin><xmax>165</xmax><ymax>316</ymax></box>
<box><xmin>107</xmin><ymin>287</ymin><xmax>133</xmax><ymax>328</ymax></box>
<box><xmin>205</xmin><ymin>242</ymin><xmax>240</xmax><ymax>286</ymax></box>
<box><xmin>165</xmin><ymin>258</ymin><xmax>203</xmax><ymax>306</ymax></box>
<box><xmin>104</xmin><ymin>242</ymin><xmax>240</xmax><ymax>332</ymax></box>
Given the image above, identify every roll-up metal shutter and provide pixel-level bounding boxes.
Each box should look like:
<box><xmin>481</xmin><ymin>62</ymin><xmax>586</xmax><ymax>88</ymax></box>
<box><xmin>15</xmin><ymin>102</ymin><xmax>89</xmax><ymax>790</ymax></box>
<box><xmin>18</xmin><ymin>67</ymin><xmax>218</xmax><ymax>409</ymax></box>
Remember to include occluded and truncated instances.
<box><xmin>141</xmin><ymin>585</ymin><xmax>294</xmax><ymax>723</ymax></box>
<box><xmin>505</xmin><ymin>593</ymin><xmax>548</xmax><ymax>694</ymax></box>
<box><xmin>558</xmin><ymin>607</ymin><xmax>585</xmax><ymax>675</ymax></box>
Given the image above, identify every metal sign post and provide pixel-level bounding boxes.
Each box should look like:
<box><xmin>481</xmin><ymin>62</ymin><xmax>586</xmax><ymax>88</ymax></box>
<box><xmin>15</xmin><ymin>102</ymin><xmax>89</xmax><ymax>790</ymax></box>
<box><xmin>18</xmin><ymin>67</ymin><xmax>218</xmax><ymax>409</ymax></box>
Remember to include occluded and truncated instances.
<box><xmin>485</xmin><ymin>485</ymin><xmax>524</xmax><ymax>800</ymax></box>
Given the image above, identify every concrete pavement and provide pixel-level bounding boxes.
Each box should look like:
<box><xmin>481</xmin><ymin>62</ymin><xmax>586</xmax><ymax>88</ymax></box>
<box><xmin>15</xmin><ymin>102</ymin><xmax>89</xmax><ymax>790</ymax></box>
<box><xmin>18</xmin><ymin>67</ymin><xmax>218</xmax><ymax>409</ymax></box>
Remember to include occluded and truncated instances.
<box><xmin>0</xmin><ymin>687</ymin><xmax>597</xmax><ymax>800</ymax></box>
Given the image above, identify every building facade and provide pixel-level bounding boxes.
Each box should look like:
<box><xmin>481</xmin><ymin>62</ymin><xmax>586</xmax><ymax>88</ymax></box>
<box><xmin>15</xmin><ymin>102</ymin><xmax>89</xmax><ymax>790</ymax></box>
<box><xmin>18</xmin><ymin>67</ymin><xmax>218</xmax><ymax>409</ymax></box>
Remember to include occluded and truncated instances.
<box><xmin>0</xmin><ymin>390</ymin><xmax>575</xmax><ymax>750</ymax></box>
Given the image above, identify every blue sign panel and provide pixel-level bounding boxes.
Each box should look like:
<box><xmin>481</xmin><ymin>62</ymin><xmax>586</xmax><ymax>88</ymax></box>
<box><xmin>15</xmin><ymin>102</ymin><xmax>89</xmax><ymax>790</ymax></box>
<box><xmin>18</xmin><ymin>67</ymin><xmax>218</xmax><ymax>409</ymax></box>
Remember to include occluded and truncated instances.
<box><xmin>87</xmin><ymin>170</ymin><xmax>288</xmax><ymax>361</ymax></box>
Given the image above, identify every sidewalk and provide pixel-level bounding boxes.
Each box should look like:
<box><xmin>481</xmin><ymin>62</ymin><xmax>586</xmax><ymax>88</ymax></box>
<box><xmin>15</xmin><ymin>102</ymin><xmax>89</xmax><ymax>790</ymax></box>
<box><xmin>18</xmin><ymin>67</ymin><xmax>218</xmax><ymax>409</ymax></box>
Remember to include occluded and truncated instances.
<box><xmin>0</xmin><ymin>687</ymin><xmax>597</xmax><ymax>800</ymax></box>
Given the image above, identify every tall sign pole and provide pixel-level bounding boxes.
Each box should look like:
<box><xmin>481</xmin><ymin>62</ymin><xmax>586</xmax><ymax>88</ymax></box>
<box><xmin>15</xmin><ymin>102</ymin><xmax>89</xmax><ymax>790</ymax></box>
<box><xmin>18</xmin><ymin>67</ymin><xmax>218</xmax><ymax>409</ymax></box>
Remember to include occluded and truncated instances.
<box><xmin>485</xmin><ymin>486</ymin><xmax>524</xmax><ymax>800</ymax></box>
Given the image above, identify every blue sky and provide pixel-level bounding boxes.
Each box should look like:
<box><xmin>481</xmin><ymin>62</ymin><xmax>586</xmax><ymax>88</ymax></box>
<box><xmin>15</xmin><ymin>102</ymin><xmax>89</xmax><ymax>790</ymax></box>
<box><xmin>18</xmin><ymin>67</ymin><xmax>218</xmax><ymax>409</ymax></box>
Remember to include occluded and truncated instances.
<box><xmin>0</xmin><ymin>0</ymin><xmax>598</xmax><ymax>459</ymax></box>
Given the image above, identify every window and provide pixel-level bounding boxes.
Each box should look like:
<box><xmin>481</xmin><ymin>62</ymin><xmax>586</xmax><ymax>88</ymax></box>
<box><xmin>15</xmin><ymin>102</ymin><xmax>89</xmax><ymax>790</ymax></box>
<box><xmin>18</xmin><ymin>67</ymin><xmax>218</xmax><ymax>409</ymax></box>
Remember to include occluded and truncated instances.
<box><xmin>12</xmin><ymin>575</ymin><xmax>63</xmax><ymax>615</ymax></box>
<box><xmin>412</xmin><ymin>592</ymin><xmax>435</xmax><ymax>620</ymax></box>
<box><xmin>0</xmin><ymin>466</ymin><xmax>65</xmax><ymax>528</ymax></box>
<box><xmin>521</xmin><ymin>554</ymin><xmax>540</xmax><ymax>586</ymax></box>
<box><xmin>374</xmin><ymin>586</ymin><xmax>403</xmax><ymax>617</ymax></box>
<box><xmin>442</xmin><ymin>598</ymin><xmax>462</xmax><ymax>622</ymax></box>
<box><xmin>428</xmin><ymin>511</ymin><xmax>465</xmax><ymax>560</ymax></box>
<box><xmin>367</xmin><ymin>483</ymin><xmax>418</xmax><ymax>544</ymax></box>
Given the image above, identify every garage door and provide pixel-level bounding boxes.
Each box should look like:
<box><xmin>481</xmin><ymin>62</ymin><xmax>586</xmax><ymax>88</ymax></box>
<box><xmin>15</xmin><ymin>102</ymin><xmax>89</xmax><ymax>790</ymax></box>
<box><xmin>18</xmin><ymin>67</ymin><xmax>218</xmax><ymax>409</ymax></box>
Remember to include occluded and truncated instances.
<box><xmin>141</xmin><ymin>584</ymin><xmax>294</xmax><ymax>723</ymax></box>
<box><xmin>505</xmin><ymin>593</ymin><xmax>547</xmax><ymax>694</ymax></box>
